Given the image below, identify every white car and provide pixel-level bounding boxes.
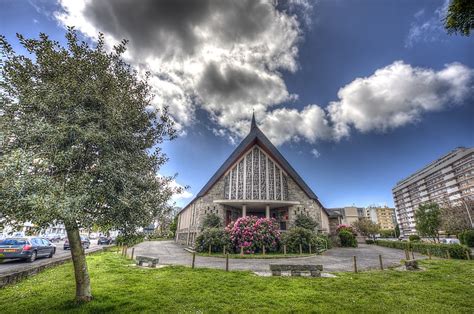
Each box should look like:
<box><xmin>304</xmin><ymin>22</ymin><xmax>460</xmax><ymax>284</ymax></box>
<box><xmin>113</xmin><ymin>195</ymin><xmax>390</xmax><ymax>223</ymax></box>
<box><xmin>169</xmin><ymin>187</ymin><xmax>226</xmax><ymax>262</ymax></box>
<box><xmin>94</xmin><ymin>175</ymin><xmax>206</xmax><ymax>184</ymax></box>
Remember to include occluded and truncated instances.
<box><xmin>441</xmin><ymin>238</ymin><xmax>460</xmax><ymax>245</ymax></box>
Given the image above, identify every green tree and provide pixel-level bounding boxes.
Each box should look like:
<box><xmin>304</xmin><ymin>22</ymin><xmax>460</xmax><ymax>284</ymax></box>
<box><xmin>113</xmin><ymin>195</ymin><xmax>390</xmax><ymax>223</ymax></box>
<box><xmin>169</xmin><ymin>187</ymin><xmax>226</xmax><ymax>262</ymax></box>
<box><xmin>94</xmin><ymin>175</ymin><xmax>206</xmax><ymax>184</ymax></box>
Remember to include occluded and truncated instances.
<box><xmin>351</xmin><ymin>219</ymin><xmax>380</xmax><ymax>241</ymax></box>
<box><xmin>294</xmin><ymin>213</ymin><xmax>319</xmax><ymax>231</ymax></box>
<box><xmin>169</xmin><ymin>215</ymin><xmax>178</xmax><ymax>238</ymax></box>
<box><xmin>0</xmin><ymin>29</ymin><xmax>180</xmax><ymax>302</ymax></box>
<box><xmin>394</xmin><ymin>224</ymin><xmax>401</xmax><ymax>238</ymax></box>
<box><xmin>201</xmin><ymin>213</ymin><xmax>222</xmax><ymax>230</ymax></box>
<box><xmin>415</xmin><ymin>203</ymin><xmax>442</xmax><ymax>243</ymax></box>
<box><xmin>444</xmin><ymin>0</ymin><xmax>474</xmax><ymax>36</ymax></box>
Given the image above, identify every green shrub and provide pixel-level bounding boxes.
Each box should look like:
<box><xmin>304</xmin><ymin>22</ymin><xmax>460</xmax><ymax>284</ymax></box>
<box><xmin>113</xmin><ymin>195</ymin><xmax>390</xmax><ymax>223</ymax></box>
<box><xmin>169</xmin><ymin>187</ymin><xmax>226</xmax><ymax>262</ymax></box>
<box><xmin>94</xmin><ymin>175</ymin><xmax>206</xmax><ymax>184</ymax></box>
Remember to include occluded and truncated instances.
<box><xmin>281</xmin><ymin>227</ymin><xmax>327</xmax><ymax>253</ymax></box>
<box><xmin>201</xmin><ymin>213</ymin><xmax>222</xmax><ymax>230</ymax></box>
<box><xmin>339</xmin><ymin>229</ymin><xmax>357</xmax><ymax>247</ymax></box>
<box><xmin>294</xmin><ymin>214</ymin><xmax>318</xmax><ymax>231</ymax></box>
<box><xmin>459</xmin><ymin>229</ymin><xmax>474</xmax><ymax>247</ymax></box>
<box><xmin>115</xmin><ymin>233</ymin><xmax>145</xmax><ymax>246</ymax></box>
<box><xmin>375</xmin><ymin>240</ymin><xmax>471</xmax><ymax>259</ymax></box>
<box><xmin>317</xmin><ymin>233</ymin><xmax>333</xmax><ymax>249</ymax></box>
<box><xmin>195</xmin><ymin>228</ymin><xmax>230</xmax><ymax>253</ymax></box>
<box><xmin>365</xmin><ymin>239</ymin><xmax>375</xmax><ymax>244</ymax></box>
<box><xmin>379</xmin><ymin>229</ymin><xmax>395</xmax><ymax>238</ymax></box>
<box><xmin>409</xmin><ymin>235</ymin><xmax>421</xmax><ymax>242</ymax></box>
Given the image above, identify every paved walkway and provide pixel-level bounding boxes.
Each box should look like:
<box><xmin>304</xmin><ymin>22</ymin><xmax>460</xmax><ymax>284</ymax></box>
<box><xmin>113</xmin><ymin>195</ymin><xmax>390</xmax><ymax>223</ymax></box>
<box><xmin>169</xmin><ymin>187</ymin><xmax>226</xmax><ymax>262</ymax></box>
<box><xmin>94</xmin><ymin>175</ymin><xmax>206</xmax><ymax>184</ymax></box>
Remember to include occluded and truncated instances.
<box><xmin>133</xmin><ymin>241</ymin><xmax>425</xmax><ymax>272</ymax></box>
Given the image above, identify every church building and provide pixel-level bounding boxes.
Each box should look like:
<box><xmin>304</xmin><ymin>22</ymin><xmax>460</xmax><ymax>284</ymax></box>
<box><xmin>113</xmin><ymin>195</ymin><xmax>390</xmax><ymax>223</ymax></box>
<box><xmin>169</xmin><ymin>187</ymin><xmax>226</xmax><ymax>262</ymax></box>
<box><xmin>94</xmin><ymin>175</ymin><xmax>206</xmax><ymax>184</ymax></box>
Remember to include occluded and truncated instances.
<box><xmin>176</xmin><ymin>115</ymin><xmax>330</xmax><ymax>245</ymax></box>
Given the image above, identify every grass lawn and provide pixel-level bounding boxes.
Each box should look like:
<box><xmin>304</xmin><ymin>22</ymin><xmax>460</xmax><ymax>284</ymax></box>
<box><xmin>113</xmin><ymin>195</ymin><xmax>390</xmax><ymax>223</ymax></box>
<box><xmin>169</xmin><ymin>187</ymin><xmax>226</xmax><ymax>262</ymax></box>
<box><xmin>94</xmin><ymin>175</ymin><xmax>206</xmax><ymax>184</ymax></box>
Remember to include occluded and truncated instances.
<box><xmin>1</xmin><ymin>252</ymin><xmax>473</xmax><ymax>313</ymax></box>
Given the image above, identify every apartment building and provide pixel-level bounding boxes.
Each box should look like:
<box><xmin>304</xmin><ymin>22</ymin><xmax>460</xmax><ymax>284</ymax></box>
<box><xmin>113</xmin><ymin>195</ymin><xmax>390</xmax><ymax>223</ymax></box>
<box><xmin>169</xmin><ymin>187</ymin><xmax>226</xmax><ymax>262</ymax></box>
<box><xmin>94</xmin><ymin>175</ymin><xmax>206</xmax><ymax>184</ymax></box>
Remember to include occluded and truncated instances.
<box><xmin>392</xmin><ymin>147</ymin><xmax>474</xmax><ymax>236</ymax></box>
<box><xmin>365</xmin><ymin>206</ymin><xmax>396</xmax><ymax>230</ymax></box>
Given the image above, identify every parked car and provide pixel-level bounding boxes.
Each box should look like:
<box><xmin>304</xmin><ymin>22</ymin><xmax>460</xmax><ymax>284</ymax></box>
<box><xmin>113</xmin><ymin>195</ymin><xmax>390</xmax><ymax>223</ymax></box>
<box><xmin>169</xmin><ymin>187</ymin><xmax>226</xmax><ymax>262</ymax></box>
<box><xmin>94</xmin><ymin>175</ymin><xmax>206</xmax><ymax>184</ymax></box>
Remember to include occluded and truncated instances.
<box><xmin>441</xmin><ymin>238</ymin><xmax>461</xmax><ymax>245</ymax></box>
<box><xmin>45</xmin><ymin>233</ymin><xmax>61</xmax><ymax>242</ymax></box>
<box><xmin>63</xmin><ymin>236</ymin><xmax>90</xmax><ymax>250</ymax></box>
<box><xmin>97</xmin><ymin>236</ymin><xmax>112</xmax><ymax>245</ymax></box>
<box><xmin>0</xmin><ymin>237</ymin><xmax>56</xmax><ymax>262</ymax></box>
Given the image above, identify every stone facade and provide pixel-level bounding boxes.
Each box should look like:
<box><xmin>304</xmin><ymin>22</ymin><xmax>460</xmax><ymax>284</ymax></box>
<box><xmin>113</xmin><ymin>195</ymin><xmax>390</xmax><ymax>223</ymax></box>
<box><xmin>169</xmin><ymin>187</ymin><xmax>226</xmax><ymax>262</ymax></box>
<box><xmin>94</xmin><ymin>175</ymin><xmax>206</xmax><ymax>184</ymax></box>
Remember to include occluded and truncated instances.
<box><xmin>176</xmin><ymin>168</ymin><xmax>327</xmax><ymax>245</ymax></box>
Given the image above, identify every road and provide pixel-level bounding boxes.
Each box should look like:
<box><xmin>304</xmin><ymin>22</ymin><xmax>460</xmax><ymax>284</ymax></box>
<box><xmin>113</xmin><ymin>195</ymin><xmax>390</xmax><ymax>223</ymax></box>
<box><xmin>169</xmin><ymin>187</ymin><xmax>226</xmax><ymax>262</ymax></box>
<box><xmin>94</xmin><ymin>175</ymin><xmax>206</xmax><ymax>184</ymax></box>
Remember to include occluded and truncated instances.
<box><xmin>0</xmin><ymin>240</ymin><xmax>103</xmax><ymax>276</ymax></box>
<box><xmin>133</xmin><ymin>241</ymin><xmax>427</xmax><ymax>272</ymax></box>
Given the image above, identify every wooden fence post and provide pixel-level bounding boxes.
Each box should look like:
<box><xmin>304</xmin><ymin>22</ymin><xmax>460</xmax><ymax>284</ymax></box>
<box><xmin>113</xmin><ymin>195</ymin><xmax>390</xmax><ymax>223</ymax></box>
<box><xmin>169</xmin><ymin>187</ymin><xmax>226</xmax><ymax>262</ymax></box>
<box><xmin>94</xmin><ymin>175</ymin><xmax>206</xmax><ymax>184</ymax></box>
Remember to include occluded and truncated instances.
<box><xmin>131</xmin><ymin>248</ymin><xmax>135</xmax><ymax>260</ymax></box>
<box><xmin>309</xmin><ymin>244</ymin><xmax>312</xmax><ymax>255</ymax></box>
<box><xmin>428</xmin><ymin>250</ymin><xmax>432</xmax><ymax>260</ymax></box>
<box><xmin>262</xmin><ymin>245</ymin><xmax>266</xmax><ymax>255</ymax></box>
<box><xmin>379</xmin><ymin>254</ymin><xmax>383</xmax><ymax>270</ymax></box>
<box><xmin>225</xmin><ymin>253</ymin><xmax>229</xmax><ymax>272</ymax></box>
<box><xmin>240</xmin><ymin>246</ymin><xmax>244</xmax><ymax>256</ymax></box>
<box><xmin>125</xmin><ymin>246</ymin><xmax>128</xmax><ymax>258</ymax></box>
<box><xmin>209</xmin><ymin>244</ymin><xmax>212</xmax><ymax>256</ymax></box>
<box><xmin>223</xmin><ymin>245</ymin><xmax>226</xmax><ymax>255</ymax></box>
<box><xmin>283</xmin><ymin>244</ymin><xmax>287</xmax><ymax>256</ymax></box>
<box><xmin>299</xmin><ymin>244</ymin><xmax>303</xmax><ymax>255</ymax></box>
<box><xmin>353</xmin><ymin>256</ymin><xmax>358</xmax><ymax>273</ymax></box>
<box><xmin>192</xmin><ymin>252</ymin><xmax>196</xmax><ymax>269</ymax></box>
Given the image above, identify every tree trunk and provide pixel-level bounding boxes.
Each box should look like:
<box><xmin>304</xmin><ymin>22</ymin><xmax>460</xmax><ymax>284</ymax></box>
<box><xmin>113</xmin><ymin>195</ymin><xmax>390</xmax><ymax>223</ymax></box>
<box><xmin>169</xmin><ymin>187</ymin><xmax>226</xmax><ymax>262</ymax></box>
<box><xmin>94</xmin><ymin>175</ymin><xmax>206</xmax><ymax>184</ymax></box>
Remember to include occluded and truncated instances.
<box><xmin>65</xmin><ymin>223</ymin><xmax>92</xmax><ymax>302</ymax></box>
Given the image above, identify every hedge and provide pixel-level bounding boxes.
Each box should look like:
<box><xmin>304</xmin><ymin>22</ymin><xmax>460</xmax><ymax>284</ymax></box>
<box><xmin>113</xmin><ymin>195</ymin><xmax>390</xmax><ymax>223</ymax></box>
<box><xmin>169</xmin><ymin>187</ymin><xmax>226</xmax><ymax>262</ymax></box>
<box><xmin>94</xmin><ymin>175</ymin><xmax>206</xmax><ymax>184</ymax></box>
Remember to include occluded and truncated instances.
<box><xmin>375</xmin><ymin>240</ymin><xmax>471</xmax><ymax>260</ymax></box>
<box><xmin>459</xmin><ymin>229</ymin><xmax>474</xmax><ymax>247</ymax></box>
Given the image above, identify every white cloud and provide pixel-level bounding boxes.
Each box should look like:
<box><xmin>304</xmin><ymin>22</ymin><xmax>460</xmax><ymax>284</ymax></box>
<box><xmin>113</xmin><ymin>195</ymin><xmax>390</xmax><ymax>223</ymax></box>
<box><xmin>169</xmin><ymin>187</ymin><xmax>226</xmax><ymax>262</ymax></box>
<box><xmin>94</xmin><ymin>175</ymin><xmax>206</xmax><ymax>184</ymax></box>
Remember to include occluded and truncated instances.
<box><xmin>55</xmin><ymin>0</ymin><xmax>305</xmax><ymax>134</ymax></box>
<box><xmin>170</xmin><ymin>180</ymin><xmax>193</xmax><ymax>202</ymax></box>
<box><xmin>327</xmin><ymin>61</ymin><xmax>473</xmax><ymax>140</ymax></box>
<box><xmin>310</xmin><ymin>148</ymin><xmax>321</xmax><ymax>158</ymax></box>
<box><xmin>405</xmin><ymin>0</ymin><xmax>449</xmax><ymax>48</ymax></box>
<box><xmin>260</xmin><ymin>105</ymin><xmax>333</xmax><ymax>146</ymax></box>
<box><xmin>53</xmin><ymin>1</ymin><xmax>473</xmax><ymax>147</ymax></box>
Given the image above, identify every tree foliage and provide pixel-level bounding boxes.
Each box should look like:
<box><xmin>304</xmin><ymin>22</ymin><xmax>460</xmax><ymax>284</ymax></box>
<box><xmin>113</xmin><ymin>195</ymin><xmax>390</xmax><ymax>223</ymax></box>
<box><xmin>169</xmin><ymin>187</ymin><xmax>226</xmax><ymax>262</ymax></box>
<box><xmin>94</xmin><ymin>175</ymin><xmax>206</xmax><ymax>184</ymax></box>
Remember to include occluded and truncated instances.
<box><xmin>444</xmin><ymin>0</ymin><xmax>474</xmax><ymax>36</ymax></box>
<box><xmin>440</xmin><ymin>199</ymin><xmax>474</xmax><ymax>235</ymax></box>
<box><xmin>351</xmin><ymin>219</ymin><xmax>380</xmax><ymax>240</ymax></box>
<box><xmin>415</xmin><ymin>203</ymin><xmax>442</xmax><ymax>242</ymax></box>
<box><xmin>0</xmin><ymin>29</ymin><xmax>180</xmax><ymax>301</ymax></box>
<box><xmin>294</xmin><ymin>213</ymin><xmax>319</xmax><ymax>231</ymax></box>
<box><xmin>201</xmin><ymin>213</ymin><xmax>222</xmax><ymax>230</ymax></box>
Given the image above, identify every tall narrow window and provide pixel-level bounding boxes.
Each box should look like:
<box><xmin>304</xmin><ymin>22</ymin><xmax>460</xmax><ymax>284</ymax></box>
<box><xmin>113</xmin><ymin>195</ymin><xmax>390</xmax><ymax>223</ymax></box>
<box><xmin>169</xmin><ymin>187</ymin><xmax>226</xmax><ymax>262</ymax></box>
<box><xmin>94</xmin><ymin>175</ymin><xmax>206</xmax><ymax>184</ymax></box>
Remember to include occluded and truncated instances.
<box><xmin>245</xmin><ymin>152</ymin><xmax>252</xmax><ymax>199</ymax></box>
<box><xmin>260</xmin><ymin>150</ymin><xmax>266</xmax><ymax>200</ymax></box>
<box><xmin>268</xmin><ymin>159</ymin><xmax>275</xmax><ymax>200</ymax></box>
<box><xmin>253</xmin><ymin>147</ymin><xmax>259</xmax><ymax>199</ymax></box>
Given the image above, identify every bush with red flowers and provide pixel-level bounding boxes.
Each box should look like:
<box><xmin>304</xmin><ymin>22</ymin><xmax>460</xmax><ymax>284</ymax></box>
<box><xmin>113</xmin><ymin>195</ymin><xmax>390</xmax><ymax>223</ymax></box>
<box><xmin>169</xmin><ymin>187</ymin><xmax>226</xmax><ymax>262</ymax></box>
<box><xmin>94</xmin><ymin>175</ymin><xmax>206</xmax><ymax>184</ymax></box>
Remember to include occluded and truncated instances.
<box><xmin>226</xmin><ymin>216</ymin><xmax>280</xmax><ymax>254</ymax></box>
<box><xmin>336</xmin><ymin>224</ymin><xmax>357</xmax><ymax>235</ymax></box>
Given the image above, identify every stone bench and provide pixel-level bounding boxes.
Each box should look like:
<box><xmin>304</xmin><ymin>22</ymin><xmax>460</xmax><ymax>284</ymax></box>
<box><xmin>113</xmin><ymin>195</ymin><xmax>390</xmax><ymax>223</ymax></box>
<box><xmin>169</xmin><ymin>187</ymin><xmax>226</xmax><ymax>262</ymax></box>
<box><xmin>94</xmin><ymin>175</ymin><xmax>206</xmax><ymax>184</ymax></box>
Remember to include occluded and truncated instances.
<box><xmin>270</xmin><ymin>264</ymin><xmax>323</xmax><ymax>277</ymax></box>
<box><xmin>136</xmin><ymin>256</ymin><xmax>159</xmax><ymax>268</ymax></box>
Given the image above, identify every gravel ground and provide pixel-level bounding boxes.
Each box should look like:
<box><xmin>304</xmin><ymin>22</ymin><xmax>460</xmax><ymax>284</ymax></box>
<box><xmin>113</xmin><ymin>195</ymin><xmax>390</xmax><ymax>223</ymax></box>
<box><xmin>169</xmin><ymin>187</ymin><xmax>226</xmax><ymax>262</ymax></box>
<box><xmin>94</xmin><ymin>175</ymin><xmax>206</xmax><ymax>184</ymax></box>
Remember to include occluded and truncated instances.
<box><xmin>132</xmin><ymin>240</ymin><xmax>426</xmax><ymax>272</ymax></box>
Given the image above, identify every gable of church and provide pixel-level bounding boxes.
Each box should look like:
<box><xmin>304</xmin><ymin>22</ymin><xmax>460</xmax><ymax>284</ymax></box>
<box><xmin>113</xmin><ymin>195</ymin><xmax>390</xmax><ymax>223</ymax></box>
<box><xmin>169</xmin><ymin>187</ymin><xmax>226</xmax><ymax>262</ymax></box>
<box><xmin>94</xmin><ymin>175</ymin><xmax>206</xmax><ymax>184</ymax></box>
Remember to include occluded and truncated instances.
<box><xmin>223</xmin><ymin>145</ymin><xmax>289</xmax><ymax>201</ymax></box>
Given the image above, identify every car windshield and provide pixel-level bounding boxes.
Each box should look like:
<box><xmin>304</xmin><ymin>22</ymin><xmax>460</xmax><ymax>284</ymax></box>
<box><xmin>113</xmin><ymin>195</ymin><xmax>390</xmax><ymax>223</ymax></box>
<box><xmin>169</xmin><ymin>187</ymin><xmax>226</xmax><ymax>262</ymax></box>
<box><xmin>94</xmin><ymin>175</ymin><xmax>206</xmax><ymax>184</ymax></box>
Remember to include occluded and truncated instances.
<box><xmin>0</xmin><ymin>239</ymin><xmax>27</xmax><ymax>245</ymax></box>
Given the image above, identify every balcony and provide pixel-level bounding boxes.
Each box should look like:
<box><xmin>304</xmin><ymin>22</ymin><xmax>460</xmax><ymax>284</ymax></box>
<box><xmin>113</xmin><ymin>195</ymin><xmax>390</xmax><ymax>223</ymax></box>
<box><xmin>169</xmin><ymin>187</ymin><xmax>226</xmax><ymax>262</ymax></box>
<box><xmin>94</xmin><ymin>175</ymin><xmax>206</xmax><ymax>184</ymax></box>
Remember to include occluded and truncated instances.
<box><xmin>444</xmin><ymin>173</ymin><xmax>455</xmax><ymax>180</ymax></box>
<box><xmin>442</xmin><ymin>166</ymin><xmax>453</xmax><ymax>174</ymax></box>
<box><xmin>445</xmin><ymin>179</ymin><xmax>457</xmax><ymax>187</ymax></box>
<box><xmin>447</xmin><ymin>186</ymin><xmax>459</xmax><ymax>194</ymax></box>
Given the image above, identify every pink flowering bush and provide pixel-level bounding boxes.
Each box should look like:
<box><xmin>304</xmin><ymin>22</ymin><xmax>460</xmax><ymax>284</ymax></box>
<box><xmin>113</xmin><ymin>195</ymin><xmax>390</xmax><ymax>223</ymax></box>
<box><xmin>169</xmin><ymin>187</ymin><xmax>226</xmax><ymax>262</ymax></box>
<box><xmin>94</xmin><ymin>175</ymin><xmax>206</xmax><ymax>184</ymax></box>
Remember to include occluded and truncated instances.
<box><xmin>226</xmin><ymin>216</ymin><xmax>280</xmax><ymax>254</ymax></box>
<box><xmin>336</xmin><ymin>224</ymin><xmax>356</xmax><ymax>235</ymax></box>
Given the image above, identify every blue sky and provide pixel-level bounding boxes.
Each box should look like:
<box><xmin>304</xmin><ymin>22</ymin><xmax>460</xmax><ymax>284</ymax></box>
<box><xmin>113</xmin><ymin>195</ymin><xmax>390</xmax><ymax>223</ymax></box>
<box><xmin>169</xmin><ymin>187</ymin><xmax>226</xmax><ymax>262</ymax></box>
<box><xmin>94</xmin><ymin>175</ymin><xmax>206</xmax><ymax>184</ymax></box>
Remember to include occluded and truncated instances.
<box><xmin>1</xmin><ymin>0</ymin><xmax>473</xmax><ymax>208</ymax></box>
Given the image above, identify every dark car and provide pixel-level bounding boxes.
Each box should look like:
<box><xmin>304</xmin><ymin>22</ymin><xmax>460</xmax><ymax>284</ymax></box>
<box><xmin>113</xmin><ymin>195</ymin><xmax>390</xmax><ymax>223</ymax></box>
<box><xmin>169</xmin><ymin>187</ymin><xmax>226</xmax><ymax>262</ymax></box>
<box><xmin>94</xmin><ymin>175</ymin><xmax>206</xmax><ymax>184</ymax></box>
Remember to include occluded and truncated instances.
<box><xmin>0</xmin><ymin>237</ymin><xmax>56</xmax><ymax>262</ymax></box>
<box><xmin>63</xmin><ymin>236</ymin><xmax>90</xmax><ymax>250</ymax></box>
<box><xmin>97</xmin><ymin>237</ymin><xmax>112</xmax><ymax>245</ymax></box>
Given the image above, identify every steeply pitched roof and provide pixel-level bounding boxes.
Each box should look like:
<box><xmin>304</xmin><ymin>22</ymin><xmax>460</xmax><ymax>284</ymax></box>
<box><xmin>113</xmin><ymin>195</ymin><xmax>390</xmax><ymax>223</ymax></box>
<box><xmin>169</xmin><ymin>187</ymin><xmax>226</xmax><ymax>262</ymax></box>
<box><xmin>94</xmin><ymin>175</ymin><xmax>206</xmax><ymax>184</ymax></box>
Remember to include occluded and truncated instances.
<box><xmin>180</xmin><ymin>121</ymin><xmax>327</xmax><ymax>214</ymax></box>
